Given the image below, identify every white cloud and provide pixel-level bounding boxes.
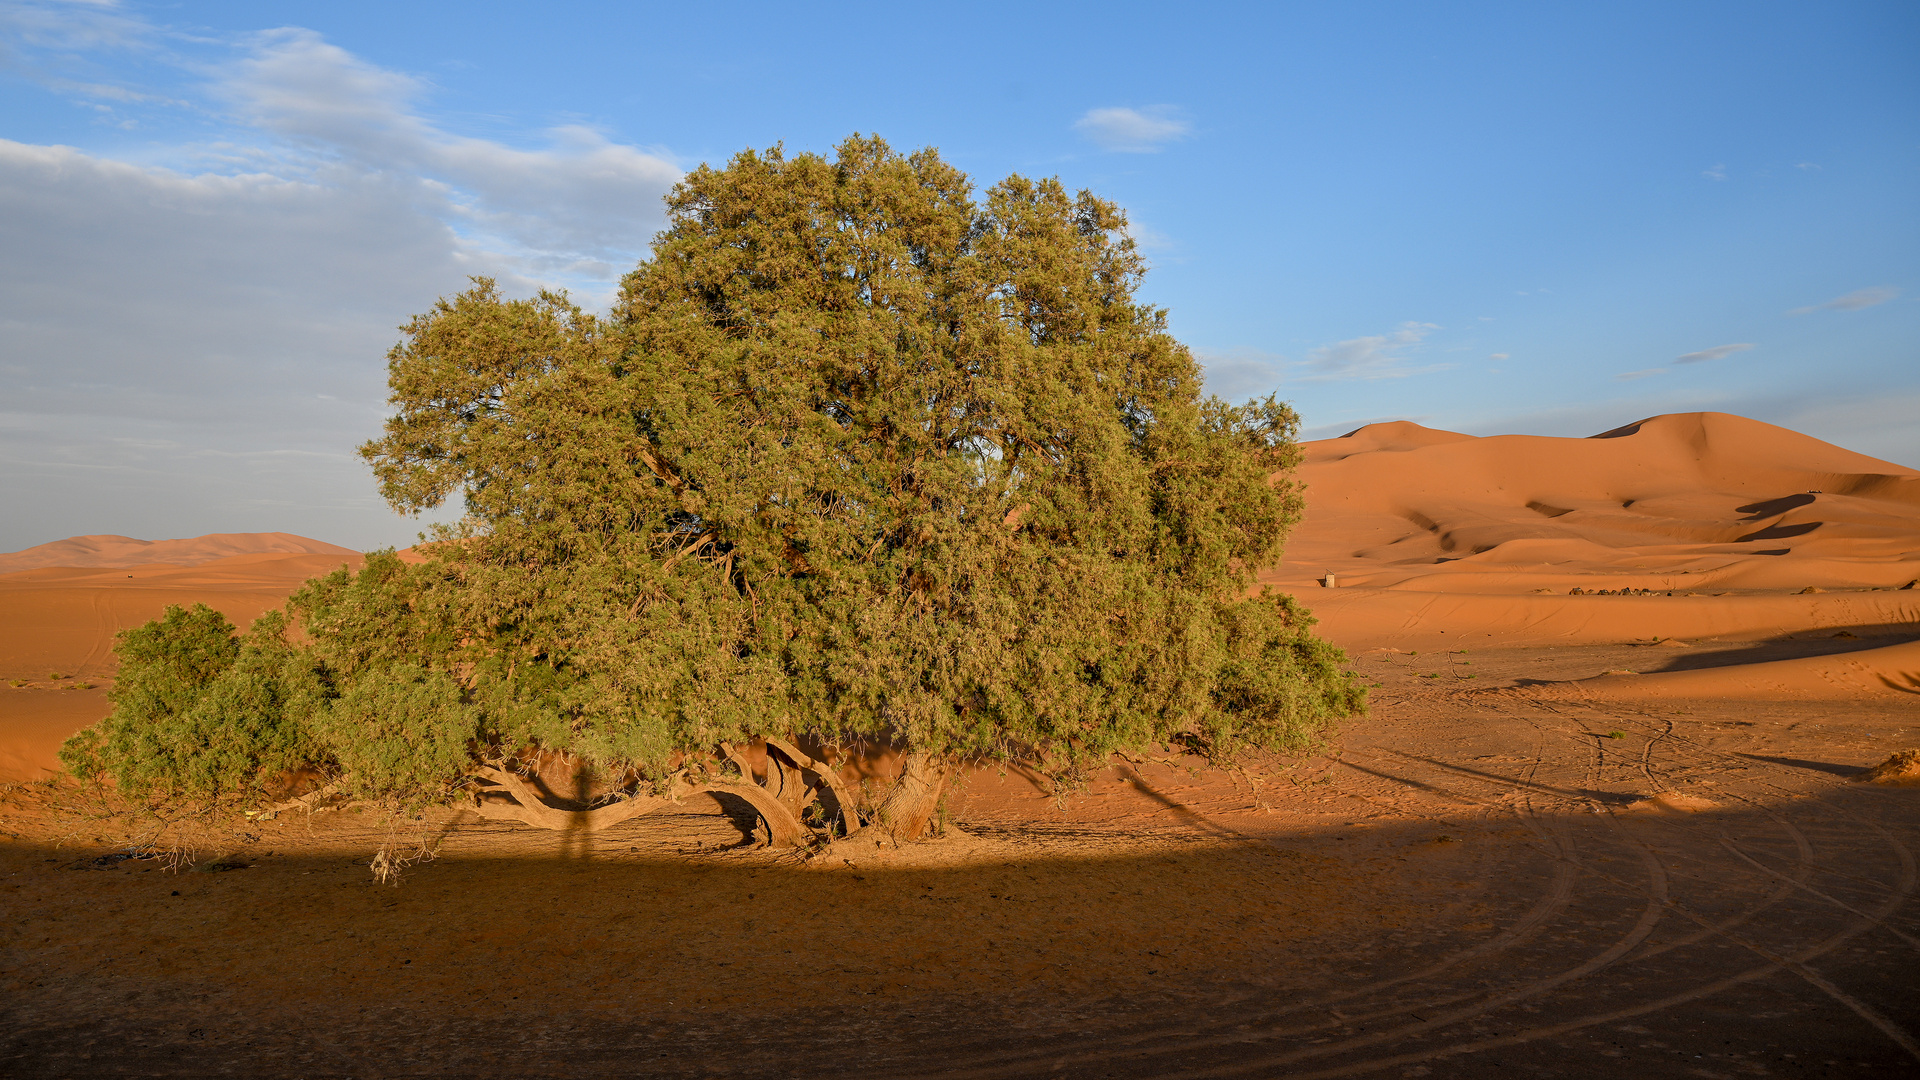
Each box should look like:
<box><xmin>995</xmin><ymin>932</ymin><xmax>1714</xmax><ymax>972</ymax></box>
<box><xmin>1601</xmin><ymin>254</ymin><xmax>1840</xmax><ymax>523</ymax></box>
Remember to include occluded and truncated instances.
<box><xmin>220</xmin><ymin>28</ymin><xmax>680</xmax><ymax>280</ymax></box>
<box><xmin>1488</xmin><ymin>352</ymin><xmax>1509</xmax><ymax>360</ymax></box>
<box><xmin>1074</xmin><ymin>106</ymin><xmax>1190</xmax><ymax>152</ymax></box>
<box><xmin>1703</xmin><ymin>163</ymin><xmax>1727</xmax><ymax>181</ymax></box>
<box><xmin>1120</xmin><ymin>215</ymin><xmax>1175</xmax><ymax>254</ymax></box>
<box><xmin>1674</xmin><ymin>342</ymin><xmax>1754</xmax><ymax>365</ymax></box>
<box><xmin>1614</xmin><ymin>368</ymin><xmax>1666</xmax><ymax>381</ymax></box>
<box><xmin>1197</xmin><ymin>350</ymin><xmax>1287</xmax><ymax>402</ymax></box>
<box><xmin>1301</xmin><ymin>322</ymin><xmax>1448</xmax><ymax>382</ymax></box>
<box><xmin>1788</xmin><ymin>285</ymin><xmax>1899</xmax><ymax>315</ymax></box>
<box><xmin>0</xmin><ymin>138</ymin><xmax>478</xmax><ymax>549</ymax></box>
<box><xmin>0</xmin><ymin>14</ymin><xmax>683</xmax><ymax>551</ymax></box>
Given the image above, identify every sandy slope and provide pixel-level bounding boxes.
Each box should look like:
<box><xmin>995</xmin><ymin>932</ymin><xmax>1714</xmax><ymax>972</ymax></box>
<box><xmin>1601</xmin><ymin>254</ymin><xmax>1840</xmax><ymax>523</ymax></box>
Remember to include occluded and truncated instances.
<box><xmin>1272</xmin><ymin>411</ymin><xmax>1919</xmax><ymax>596</ymax></box>
<box><xmin>0</xmin><ymin>532</ymin><xmax>358</xmax><ymax>574</ymax></box>
<box><xmin>0</xmin><ymin>547</ymin><xmax>360</xmax><ymax>780</ymax></box>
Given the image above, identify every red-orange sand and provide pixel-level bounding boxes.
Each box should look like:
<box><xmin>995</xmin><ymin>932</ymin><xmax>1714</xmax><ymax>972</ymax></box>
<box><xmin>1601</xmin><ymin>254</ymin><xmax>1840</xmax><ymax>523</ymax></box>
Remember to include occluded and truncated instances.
<box><xmin>0</xmin><ymin>538</ymin><xmax>360</xmax><ymax>781</ymax></box>
<box><xmin>1266</xmin><ymin>411</ymin><xmax>1920</xmax><ymax>697</ymax></box>
<box><xmin>1</xmin><ymin>414</ymin><xmax>1916</xmax><ymax>1077</ymax></box>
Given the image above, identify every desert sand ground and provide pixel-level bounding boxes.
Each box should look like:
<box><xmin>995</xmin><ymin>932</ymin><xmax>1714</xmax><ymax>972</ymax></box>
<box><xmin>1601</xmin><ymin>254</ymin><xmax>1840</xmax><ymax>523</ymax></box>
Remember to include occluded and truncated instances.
<box><xmin>1</xmin><ymin>411</ymin><xmax>1916</xmax><ymax>1078</ymax></box>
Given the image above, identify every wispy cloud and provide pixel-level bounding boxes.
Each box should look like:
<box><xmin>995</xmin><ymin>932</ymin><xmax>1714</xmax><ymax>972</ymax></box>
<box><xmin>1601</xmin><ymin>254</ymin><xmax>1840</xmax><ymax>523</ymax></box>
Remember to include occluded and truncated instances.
<box><xmin>1200</xmin><ymin>323</ymin><xmax>1452</xmax><ymax>392</ymax></box>
<box><xmin>1197</xmin><ymin>349</ymin><xmax>1286</xmax><ymax>401</ymax></box>
<box><xmin>1119</xmin><ymin>215</ymin><xmax>1175</xmax><ymax>254</ymax></box>
<box><xmin>1488</xmin><ymin>352</ymin><xmax>1509</xmax><ymax>360</ymax></box>
<box><xmin>1615</xmin><ymin>368</ymin><xmax>1666</xmax><ymax>381</ymax></box>
<box><xmin>1702</xmin><ymin>163</ymin><xmax>1727</xmax><ymax>181</ymax></box>
<box><xmin>1788</xmin><ymin>285</ymin><xmax>1899</xmax><ymax>315</ymax></box>
<box><xmin>1074</xmin><ymin>106</ymin><xmax>1190</xmax><ymax>153</ymax></box>
<box><xmin>1674</xmin><ymin>343</ymin><xmax>1754</xmax><ymax>365</ymax></box>
<box><xmin>0</xmin><ymin>0</ymin><xmax>155</xmax><ymax>54</ymax></box>
<box><xmin>1301</xmin><ymin>322</ymin><xmax>1448</xmax><ymax>382</ymax></box>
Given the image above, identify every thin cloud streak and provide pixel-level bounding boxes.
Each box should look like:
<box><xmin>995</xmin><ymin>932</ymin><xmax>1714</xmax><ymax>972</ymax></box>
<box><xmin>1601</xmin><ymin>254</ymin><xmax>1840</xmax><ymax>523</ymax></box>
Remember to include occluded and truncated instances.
<box><xmin>1788</xmin><ymin>285</ymin><xmax>1899</xmax><ymax>315</ymax></box>
<box><xmin>1674</xmin><ymin>343</ymin><xmax>1753</xmax><ymax>365</ymax></box>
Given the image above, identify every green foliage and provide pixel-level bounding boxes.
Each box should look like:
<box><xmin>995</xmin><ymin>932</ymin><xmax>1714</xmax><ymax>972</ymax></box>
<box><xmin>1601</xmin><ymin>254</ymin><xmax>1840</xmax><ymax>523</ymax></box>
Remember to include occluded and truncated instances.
<box><xmin>280</xmin><ymin>553</ymin><xmax>488</xmax><ymax>806</ymax></box>
<box><xmin>59</xmin><ymin>605</ymin><xmax>320</xmax><ymax>803</ymax></box>
<box><xmin>71</xmin><ymin>135</ymin><xmax>1363</xmax><ymax>815</ymax></box>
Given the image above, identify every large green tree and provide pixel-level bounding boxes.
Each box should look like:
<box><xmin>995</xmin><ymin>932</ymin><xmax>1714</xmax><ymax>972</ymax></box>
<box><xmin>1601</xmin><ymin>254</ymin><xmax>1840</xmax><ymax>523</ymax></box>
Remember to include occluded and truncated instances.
<box><xmin>68</xmin><ymin>136</ymin><xmax>1363</xmax><ymax>842</ymax></box>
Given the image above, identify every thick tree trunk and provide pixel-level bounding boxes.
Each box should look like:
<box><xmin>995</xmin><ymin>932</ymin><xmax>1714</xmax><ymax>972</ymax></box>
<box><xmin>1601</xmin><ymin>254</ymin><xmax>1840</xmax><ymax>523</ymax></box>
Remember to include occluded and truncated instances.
<box><xmin>872</xmin><ymin>750</ymin><xmax>953</xmax><ymax>841</ymax></box>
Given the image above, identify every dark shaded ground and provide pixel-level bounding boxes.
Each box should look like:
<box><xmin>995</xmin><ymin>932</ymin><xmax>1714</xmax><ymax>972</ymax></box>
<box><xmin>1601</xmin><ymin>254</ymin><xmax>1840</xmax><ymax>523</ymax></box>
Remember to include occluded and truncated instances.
<box><xmin>2</xmin><ymin>644</ymin><xmax>1917</xmax><ymax>1078</ymax></box>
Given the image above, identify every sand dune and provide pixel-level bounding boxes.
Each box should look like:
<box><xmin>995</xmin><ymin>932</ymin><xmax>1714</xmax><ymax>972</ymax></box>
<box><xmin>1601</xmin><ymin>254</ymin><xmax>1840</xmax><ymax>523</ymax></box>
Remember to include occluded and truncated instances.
<box><xmin>0</xmin><ymin>545</ymin><xmax>360</xmax><ymax>780</ymax></box>
<box><xmin>1268</xmin><ymin>412</ymin><xmax>1920</xmax><ymax>651</ymax></box>
<box><xmin>0</xmin><ymin>531</ymin><xmax>359</xmax><ymax>574</ymax></box>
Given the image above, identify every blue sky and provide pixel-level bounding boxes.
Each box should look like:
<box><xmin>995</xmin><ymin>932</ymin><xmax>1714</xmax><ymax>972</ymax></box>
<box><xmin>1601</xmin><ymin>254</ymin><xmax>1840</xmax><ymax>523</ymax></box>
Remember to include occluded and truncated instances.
<box><xmin>1</xmin><ymin>0</ymin><xmax>1915</xmax><ymax>551</ymax></box>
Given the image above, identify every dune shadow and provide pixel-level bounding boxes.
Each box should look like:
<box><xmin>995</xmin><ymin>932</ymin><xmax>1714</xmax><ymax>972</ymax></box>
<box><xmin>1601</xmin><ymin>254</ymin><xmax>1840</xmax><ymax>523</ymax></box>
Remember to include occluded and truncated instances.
<box><xmin>1736</xmin><ymin>493</ymin><xmax>1817</xmax><ymax>519</ymax></box>
<box><xmin>1736</xmin><ymin>520</ymin><xmax>1823</xmax><ymax>542</ymax></box>
<box><xmin>1638</xmin><ymin>630</ymin><xmax>1920</xmax><ymax>675</ymax></box>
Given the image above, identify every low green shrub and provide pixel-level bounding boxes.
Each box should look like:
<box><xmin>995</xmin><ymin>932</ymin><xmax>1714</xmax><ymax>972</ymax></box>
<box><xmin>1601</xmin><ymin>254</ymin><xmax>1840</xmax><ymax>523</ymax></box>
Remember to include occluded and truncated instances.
<box><xmin>60</xmin><ymin>605</ymin><xmax>321</xmax><ymax>804</ymax></box>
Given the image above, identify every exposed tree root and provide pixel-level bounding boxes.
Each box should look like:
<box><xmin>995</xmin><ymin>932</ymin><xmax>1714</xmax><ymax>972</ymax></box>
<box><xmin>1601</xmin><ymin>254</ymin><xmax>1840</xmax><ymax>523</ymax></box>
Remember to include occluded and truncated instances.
<box><xmin>467</xmin><ymin>756</ymin><xmax>813</xmax><ymax>847</ymax></box>
<box><xmin>462</xmin><ymin>741</ymin><xmax>939</xmax><ymax>847</ymax></box>
<box><xmin>763</xmin><ymin>736</ymin><xmax>864</xmax><ymax>838</ymax></box>
<box><xmin>719</xmin><ymin>744</ymin><xmax>809</xmax><ymax>846</ymax></box>
<box><xmin>468</xmin><ymin>765</ymin><xmax>670</xmax><ymax>832</ymax></box>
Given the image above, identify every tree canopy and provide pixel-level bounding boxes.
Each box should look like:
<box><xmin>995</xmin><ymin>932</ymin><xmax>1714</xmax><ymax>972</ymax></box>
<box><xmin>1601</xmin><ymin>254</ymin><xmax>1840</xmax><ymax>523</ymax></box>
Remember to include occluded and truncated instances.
<box><xmin>65</xmin><ymin>135</ymin><xmax>1363</xmax><ymax>842</ymax></box>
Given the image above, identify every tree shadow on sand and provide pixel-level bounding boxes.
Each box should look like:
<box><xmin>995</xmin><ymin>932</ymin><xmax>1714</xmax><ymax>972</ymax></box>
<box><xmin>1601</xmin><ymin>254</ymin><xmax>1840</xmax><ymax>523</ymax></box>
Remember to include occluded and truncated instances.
<box><xmin>5</xmin><ymin>763</ymin><xmax>1917</xmax><ymax>1079</ymax></box>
